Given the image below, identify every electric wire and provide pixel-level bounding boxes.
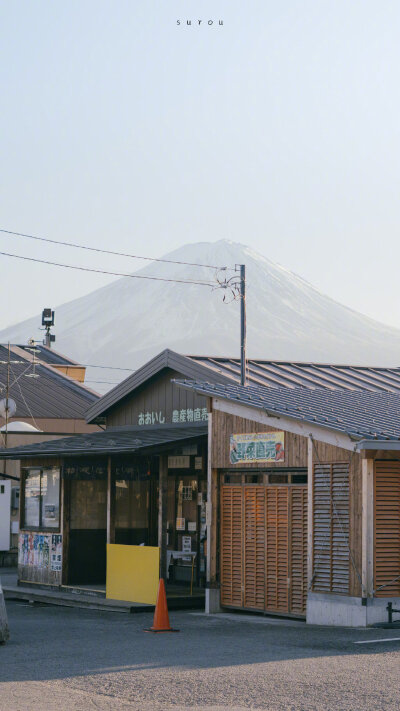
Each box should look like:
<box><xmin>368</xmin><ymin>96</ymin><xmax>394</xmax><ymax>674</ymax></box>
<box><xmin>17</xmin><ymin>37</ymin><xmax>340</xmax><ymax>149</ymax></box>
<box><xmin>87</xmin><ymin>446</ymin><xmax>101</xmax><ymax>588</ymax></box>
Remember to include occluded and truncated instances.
<box><xmin>73</xmin><ymin>363</ymin><xmax>135</xmax><ymax>372</ymax></box>
<box><xmin>0</xmin><ymin>251</ymin><xmax>220</xmax><ymax>287</ymax></box>
<box><xmin>8</xmin><ymin>362</ymin><xmax>40</xmax><ymax>431</ymax></box>
<box><xmin>0</xmin><ymin>228</ymin><xmax>231</xmax><ymax>270</ymax></box>
<box><xmin>85</xmin><ymin>380</ymin><xmax>123</xmax><ymax>385</ymax></box>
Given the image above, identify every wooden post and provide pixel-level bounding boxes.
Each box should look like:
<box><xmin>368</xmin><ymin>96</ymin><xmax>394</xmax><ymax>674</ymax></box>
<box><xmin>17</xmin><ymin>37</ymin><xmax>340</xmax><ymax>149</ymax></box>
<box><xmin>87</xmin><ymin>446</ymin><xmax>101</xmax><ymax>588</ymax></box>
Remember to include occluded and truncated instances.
<box><xmin>362</xmin><ymin>458</ymin><xmax>374</xmax><ymax>598</ymax></box>
<box><xmin>206</xmin><ymin>409</ymin><xmax>221</xmax><ymax>612</ymax></box>
<box><xmin>106</xmin><ymin>456</ymin><xmax>115</xmax><ymax>545</ymax></box>
<box><xmin>307</xmin><ymin>436</ymin><xmax>314</xmax><ymax>590</ymax></box>
<box><xmin>61</xmin><ymin>474</ymin><xmax>70</xmax><ymax>586</ymax></box>
<box><xmin>208</xmin><ymin>467</ymin><xmax>219</xmax><ymax>586</ymax></box>
<box><xmin>158</xmin><ymin>454</ymin><xmax>168</xmax><ymax>580</ymax></box>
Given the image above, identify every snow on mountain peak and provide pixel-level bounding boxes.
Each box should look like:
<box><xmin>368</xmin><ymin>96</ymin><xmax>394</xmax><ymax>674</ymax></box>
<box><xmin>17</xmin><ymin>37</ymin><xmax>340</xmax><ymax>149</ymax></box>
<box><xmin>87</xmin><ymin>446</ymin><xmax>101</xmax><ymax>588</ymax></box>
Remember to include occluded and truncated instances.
<box><xmin>1</xmin><ymin>239</ymin><xmax>400</xmax><ymax>393</ymax></box>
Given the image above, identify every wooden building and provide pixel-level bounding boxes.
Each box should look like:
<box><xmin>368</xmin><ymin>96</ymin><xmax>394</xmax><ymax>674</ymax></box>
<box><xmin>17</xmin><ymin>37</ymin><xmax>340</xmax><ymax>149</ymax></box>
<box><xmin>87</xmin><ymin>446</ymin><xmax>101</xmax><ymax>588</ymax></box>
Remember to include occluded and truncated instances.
<box><xmin>177</xmin><ymin>379</ymin><xmax>400</xmax><ymax>626</ymax></box>
<box><xmin>3</xmin><ymin>348</ymin><xmax>400</xmax><ymax>624</ymax></box>
<box><xmin>0</xmin><ymin>343</ymin><xmax>100</xmax><ymax>563</ymax></box>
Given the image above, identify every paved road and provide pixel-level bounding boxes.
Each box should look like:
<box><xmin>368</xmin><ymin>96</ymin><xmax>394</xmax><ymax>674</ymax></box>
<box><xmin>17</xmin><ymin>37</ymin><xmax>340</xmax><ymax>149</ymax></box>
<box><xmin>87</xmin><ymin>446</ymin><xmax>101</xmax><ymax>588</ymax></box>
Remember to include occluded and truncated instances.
<box><xmin>1</xmin><ymin>601</ymin><xmax>400</xmax><ymax>710</ymax></box>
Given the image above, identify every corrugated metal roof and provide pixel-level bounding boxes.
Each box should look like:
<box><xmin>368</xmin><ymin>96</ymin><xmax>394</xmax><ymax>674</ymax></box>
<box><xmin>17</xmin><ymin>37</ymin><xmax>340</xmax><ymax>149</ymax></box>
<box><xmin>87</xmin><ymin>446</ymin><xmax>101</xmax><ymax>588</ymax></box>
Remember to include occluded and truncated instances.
<box><xmin>176</xmin><ymin>379</ymin><xmax>400</xmax><ymax>442</ymax></box>
<box><xmin>86</xmin><ymin>349</ymin><xmax>400</xmax><ymax>424</ymax></box>
<box><xmin>0</xmin><ymin>345</ymin><xmax>98</xmax><ymax>420</ymax></box>
<box><xmin>16</xmin><ymin>345</ymin><xmax>79</xmax><ymax>366</ymax></box>
<box><xmin>0</xmin><ymin>422</ymin><xmax>207</xmax><ymax>458</ymax></box>
<box><xmin>189</xmin><ymin>356</ymin><xmax>400</xmax><ymax>392</ymax></box>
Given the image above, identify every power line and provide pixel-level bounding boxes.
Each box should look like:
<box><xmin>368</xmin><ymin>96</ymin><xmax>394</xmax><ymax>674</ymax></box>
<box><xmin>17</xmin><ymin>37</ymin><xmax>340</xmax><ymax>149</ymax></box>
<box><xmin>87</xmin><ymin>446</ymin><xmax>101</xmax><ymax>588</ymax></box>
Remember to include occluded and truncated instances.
<box><xmin>85</xmin><ymin>380</ymin><xmax>123</xmax><ymax>385</ymax></box>
<box><xmin>74</xmin><ymin>363</ymin><xmax>135</xmax><ymax>372</ymax></box>
<box><xmin>0</xmin><ymin>228</ymin><xmax>229</xmax><ymax>271</ymax></box>
<box><xmin>8</xmin><ymin>362</ymin><xmax>40</xmax><ymax>431</ymax></box>
<box><xmin>0</xmin><ymin>251</ymin><xmax>220</xmax><ymax>287</ymax></box>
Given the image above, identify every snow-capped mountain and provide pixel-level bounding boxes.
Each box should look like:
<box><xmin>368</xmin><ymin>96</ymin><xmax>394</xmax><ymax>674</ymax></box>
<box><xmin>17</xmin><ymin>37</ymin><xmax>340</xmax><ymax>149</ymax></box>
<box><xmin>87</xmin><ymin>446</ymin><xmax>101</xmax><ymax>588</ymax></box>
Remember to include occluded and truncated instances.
<box><xmin>2</xmin><ymin>239</ymin><xmax>400</xmax><ymax>393</ymax></box>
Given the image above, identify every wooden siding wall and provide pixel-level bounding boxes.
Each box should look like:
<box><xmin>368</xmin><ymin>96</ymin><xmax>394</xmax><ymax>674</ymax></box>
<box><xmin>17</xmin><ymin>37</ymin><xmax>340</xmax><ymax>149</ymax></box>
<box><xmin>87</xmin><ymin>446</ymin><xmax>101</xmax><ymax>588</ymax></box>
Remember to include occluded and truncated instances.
<box><xmin>212</xmin><ymin>409</ymin><xmax>362</xmax><ymax>599</ymax></box>
<box><xmin>107</xmin><ymin>369</ymin><xmax>208</xmax><ymax>427</ymax></box>
<box><xmin>211</xmin><ymin>410</ymin><xmax>308</xmax><ymax>469</ymax></box>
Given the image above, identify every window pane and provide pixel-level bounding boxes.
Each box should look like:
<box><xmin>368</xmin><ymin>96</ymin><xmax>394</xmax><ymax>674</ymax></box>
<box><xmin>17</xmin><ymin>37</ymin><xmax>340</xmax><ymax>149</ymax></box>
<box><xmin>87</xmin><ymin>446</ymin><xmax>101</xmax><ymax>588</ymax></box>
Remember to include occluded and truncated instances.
<box><xmin>24</xmin><ymin>469</ymin><xmax>41</xmax><ymax>527</ymax></box>
<box><xmin>268</xmin><ymin>474</ymin><xmax>288</xmax><ymax>484</ymax></box>
<box><xmin>115</xmin><ymin>480</ymin><xmax>149</xmax><ymax>545</ymax></box>
<box><xmin>292</xmin><ymin>474</ymin><xmax>307</xmax><ymax>484</ymax></box>
<box><xmin>41</xmin><ymin>468</ymin><xmax>60</xmax><ymax>528</ymax></box>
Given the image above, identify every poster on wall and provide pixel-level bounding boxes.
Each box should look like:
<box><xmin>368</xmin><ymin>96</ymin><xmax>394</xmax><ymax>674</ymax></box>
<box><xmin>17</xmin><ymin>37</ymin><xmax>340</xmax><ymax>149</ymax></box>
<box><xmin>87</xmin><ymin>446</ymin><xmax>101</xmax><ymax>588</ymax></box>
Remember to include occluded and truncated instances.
<box><xmin>51</xmin><ymin>534</ymin><xmax>63</xmax><ymax>572</ymax></box>
<box><xmin>18</xmin><ymin>533</ymin><xmax>54</xmax><ymax>569</ymax></box>
<box><xmin>229</xmin><ymin>432</ymin><xmax>285</xmax><ymax>464</ymax></box>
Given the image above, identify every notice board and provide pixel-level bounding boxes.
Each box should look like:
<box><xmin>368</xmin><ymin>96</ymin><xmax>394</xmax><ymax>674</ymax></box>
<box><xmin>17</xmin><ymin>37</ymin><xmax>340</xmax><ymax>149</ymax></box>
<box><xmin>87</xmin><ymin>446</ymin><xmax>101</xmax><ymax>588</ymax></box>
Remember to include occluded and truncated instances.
<box><xmin>229</xmin><ymin>432</ymin><xmax>285</xmax><ymax>464</ymax></box>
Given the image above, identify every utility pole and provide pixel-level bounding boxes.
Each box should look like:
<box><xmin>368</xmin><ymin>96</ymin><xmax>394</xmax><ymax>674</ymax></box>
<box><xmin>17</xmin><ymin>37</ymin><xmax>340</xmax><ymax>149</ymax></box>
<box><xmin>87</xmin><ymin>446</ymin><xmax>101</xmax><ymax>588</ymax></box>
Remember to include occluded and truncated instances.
<box><xmin>5</xmin><ymin>343</ymin><xmax>10</xmax><ymax>452</ymax></box>
<box><xmin>238</xmin><ymin>264</ymin><xmax>247</xmax><ymax>386</ymax></box>
<box><xmin>3</xmin><ymin>343</ymin><xmax>10</xmax><ymax>477</ymax></box>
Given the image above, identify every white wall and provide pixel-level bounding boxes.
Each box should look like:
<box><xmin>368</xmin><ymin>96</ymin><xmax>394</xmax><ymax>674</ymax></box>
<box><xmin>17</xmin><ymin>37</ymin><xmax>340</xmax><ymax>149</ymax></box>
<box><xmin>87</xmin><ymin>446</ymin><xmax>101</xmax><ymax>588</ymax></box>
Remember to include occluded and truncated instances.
<box><xmin>0</xmin><ymin>481</ymin><xmax>11</xmax><ymax>551</ymax></box>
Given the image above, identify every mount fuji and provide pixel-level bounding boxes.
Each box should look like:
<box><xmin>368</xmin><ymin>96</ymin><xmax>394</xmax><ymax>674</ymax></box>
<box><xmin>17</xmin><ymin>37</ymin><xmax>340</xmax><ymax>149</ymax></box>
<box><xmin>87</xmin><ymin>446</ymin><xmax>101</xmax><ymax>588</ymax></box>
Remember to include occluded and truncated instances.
<box><xmin>1</xmin><ymin>240</ymin><xmax>400</xmax><ymax>392</ymax></box>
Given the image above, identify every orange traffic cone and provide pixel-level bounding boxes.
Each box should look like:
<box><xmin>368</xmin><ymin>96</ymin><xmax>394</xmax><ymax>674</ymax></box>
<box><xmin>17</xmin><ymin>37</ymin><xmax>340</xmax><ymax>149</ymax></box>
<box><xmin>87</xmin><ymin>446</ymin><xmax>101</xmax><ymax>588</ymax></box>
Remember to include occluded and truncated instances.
<box><xmin>144</xmin><ymin>579</ymin><xmax>179</xmax><ymax>633</ymax></box>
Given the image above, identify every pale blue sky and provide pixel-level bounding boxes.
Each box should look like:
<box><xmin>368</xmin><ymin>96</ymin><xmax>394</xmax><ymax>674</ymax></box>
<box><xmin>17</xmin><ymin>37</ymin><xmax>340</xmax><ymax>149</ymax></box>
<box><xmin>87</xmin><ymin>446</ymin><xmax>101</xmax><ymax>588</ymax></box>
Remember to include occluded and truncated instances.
<box><xmin>1</xmin><ymin>1</ymin><xmax>400</xmax><ymax>329</ymax></box>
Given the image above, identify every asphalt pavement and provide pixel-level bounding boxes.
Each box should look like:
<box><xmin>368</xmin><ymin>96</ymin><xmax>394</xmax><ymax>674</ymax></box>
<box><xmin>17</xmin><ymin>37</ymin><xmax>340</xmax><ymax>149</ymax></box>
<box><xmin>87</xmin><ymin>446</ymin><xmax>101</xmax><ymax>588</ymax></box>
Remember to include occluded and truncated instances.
<box><xmin>1</xmin><ymin>600</ymin><xmax>400</xmax><ymax>710</ymax></box>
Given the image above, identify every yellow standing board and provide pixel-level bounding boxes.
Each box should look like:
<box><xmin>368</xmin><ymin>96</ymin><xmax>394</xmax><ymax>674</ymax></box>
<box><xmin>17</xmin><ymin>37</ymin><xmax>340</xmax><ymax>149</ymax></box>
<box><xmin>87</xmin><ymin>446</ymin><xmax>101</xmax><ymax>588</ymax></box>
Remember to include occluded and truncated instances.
<box><xmin>106</xmin><ymin>544</ymin><xmax>159</xmax><ymax>605</ymax></box>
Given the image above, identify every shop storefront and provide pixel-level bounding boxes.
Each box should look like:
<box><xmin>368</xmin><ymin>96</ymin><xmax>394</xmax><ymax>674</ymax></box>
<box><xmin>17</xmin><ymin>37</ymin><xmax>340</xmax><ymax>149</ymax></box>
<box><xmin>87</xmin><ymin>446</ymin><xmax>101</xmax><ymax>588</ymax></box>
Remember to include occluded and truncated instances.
<box><xmin>177</xmin><ymin>378</ymin><xmax>400</xmax><ymax>626</ymax></box>
<box><xmin>14</xmin><ymin>425</ymin><xmax>207</xmax><ymax>591</ymax></box>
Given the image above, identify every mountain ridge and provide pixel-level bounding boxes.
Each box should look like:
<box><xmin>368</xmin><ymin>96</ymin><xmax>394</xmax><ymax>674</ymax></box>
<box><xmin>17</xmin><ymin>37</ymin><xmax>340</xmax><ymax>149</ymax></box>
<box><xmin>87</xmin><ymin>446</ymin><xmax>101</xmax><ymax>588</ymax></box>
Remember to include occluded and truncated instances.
<box><xmin>1</xmin><ymin>239</ymin><xmax>400</xmax><ymax>392</ymax></box>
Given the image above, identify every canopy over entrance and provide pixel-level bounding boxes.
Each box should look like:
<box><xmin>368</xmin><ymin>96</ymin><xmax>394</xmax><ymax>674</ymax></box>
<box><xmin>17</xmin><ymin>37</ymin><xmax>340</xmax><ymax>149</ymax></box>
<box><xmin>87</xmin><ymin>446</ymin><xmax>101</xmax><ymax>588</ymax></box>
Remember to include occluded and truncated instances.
<box><xmin>0</xmin><ymin>422</ymin><xmax>208</xmax><ymax>459</ymax></box>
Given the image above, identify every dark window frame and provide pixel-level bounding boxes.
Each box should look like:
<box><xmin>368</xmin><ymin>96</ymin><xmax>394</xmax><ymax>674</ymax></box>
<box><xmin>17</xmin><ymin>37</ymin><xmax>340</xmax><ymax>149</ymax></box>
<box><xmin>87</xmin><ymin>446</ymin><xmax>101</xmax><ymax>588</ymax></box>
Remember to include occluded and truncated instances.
<box><xmin>20</xmin><ymin>467</ymin><xmax>61</xmax><ymax>532</ymax></box>
<box><xmin>220</xmin><ymin>468</ymin><xmax>307</xmax><ymax>486</ymax></box>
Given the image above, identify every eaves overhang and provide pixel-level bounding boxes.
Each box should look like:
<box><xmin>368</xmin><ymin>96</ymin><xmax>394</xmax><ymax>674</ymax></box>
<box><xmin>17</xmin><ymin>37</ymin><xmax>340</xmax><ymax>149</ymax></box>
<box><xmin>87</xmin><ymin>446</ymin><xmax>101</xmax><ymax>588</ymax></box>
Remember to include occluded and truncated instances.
<box><xmin>355</xmin><ymin>439</ymin><xmax>400</xmax><ymax>451</ymax></box>
<box><xmin>175</xmin><ymin>379</ymin><xmax>364</xmax><ymax>443</ymax></box>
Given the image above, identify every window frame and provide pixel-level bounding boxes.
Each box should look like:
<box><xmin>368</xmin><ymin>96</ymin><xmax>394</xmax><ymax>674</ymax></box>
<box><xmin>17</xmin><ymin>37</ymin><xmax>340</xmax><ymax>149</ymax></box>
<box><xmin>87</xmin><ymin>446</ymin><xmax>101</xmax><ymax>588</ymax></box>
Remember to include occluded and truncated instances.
<box><xmin>20</xmin><ymin>466</ymin><xmax>61</xmax><ymax>532</ymax></box>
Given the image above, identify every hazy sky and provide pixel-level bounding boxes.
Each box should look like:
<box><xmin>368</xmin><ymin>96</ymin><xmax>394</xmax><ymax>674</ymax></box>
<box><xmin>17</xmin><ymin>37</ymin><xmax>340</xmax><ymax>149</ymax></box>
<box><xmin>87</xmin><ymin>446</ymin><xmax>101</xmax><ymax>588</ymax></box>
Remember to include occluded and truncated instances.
<box><xmin>1</xmin><ymin>1</ymin><xmax>400</xmax><ymax>329</ymax></box>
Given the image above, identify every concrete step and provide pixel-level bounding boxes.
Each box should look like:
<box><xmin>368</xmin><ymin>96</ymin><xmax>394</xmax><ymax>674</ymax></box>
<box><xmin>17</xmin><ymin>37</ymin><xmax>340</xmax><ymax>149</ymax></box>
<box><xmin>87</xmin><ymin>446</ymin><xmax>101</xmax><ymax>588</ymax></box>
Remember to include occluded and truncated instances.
<box><xmin>3</xmin><ymin>585</ymin><xmax>145</xmax><ymax>613</ymax></box>
<box><xmin>3</xmin><ymin>585</ymin><xmax>205</xmax><ymax>613</ymax></box>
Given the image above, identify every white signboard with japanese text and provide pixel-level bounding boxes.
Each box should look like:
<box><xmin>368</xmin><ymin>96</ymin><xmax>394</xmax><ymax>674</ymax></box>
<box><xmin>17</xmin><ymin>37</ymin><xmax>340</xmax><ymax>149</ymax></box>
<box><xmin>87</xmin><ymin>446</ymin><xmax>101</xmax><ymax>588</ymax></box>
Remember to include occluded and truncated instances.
<box><xmin>137</xmin><ymin>407</ymin><xmax>208</xmax><ymax>426</ymax></box>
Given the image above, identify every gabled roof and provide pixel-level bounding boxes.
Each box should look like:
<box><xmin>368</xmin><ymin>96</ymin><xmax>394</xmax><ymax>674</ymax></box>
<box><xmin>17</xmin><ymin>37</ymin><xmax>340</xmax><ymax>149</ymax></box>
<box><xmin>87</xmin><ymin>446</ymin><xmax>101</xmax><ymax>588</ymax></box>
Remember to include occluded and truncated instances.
<box><xmin>86</xmin><ymin>348</ymin><xmax>400</xmax><ymax>423</ymax></box>
<box><xmin>0</xmin><ymin>422</ymin><xmax>207</xmax><ymax>459</ymax></box>
<box><xmin>0</xmin><ymin>344</ymin><xmax>99</xmax><ymax>420</ymax></box>
<box><xmin>176</xmin><ymin>379</ymin><xmax>400</xmax><ymax>443</ymax></box>
<box><xmin>85</xmin><ymin>349</ymin><xmax>230</xmax><ymax>423</ymax></box>
<box><xmin>15</xmin><ymin>344</ymin><xmax>79</xmax><ymax>367</ymax></box>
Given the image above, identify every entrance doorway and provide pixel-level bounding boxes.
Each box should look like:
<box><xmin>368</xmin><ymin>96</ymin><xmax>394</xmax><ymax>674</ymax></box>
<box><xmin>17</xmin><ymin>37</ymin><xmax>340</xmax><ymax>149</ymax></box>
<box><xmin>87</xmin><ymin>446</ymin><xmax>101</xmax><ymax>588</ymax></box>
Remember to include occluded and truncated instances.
<box><xmin>220</xmin><ymin>477</ymin><xmax>308</xmax><ymax>616</ymax></box>
<box><xmin>68</xmin><ymin>479</ymin><xmax>107</xmax><ymax>585</ymax></box>
<box><xmin>166</xmin><ymin>471</ymin><xmax>207</xmax><ymax>589</ymax></box>
<box><xmin>114</xmin><ymin>477</ymin><xmax>158</xmax><ymax>546</ymax></box>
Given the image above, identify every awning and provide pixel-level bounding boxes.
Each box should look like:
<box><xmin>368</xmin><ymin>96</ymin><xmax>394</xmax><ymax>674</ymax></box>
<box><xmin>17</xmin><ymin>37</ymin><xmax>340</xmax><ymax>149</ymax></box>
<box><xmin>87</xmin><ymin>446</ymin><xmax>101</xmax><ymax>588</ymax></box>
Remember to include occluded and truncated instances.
<box><xmin>0</xmin><ymin>422</ymin><xmax>208</xmax><ymax>459</ymax></box>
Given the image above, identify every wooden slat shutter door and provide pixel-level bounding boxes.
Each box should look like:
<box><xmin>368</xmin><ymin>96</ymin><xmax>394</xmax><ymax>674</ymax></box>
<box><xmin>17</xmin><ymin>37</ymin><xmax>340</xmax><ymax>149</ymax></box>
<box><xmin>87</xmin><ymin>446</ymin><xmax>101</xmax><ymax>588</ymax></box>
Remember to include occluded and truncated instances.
<box><xmin>375</xmin><ymin>461</ymin><xmax>400</xmax><ymax>597</ymax></box>
<box><xmin>290</xmin><ymin>487</ymin><xmax>308</xmax><ymax>614</ymax></box>
<box><xmin>220</xmin><ymin>486</ymin><xmax>243</xmax><ymax>606</ymax></box>
<box><xmin>312</xmin><ymin>464</ymin><xmax>332</xmax><ymax>592</ymax></box>
<box><xmin>244</xmin><ymin>486</ymin><xmax>265</xmax><ymax>610</ymax></box>
<box><xmin>331</xmin><ymin>463</ymin><xmax>350</xmax><ymax>594</ymax></box>
<box><xmin>265</xmin><ymin>487</ymin><xmax>289</xmax><ymax>612</ymax></box>
<box><xmin>313</xmin><ymin>463</ymin><xmax>349</xmax><ymax>594</ymax></box>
